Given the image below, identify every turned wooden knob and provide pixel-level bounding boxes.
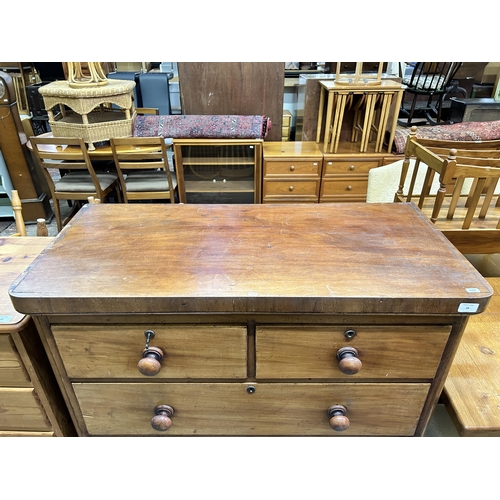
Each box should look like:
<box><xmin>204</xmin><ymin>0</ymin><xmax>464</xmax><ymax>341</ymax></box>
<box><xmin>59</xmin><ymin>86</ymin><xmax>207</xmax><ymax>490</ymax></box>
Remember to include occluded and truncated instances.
<box><xmin>327</xmin><ymin>405</ymin><xmax>350</xmax><ymax>432</ymax></box>
<box><xmin>137</xmin><ymin>346</ymin><xmax>164</xmax><ymax>376</ymax></box>
<box><xmin>336</xmin><ymin>346</ymin><xmax>362</xmax><ymax>375</ymax></box>
<box><xmin>151</xmin><ymin>404</ymin><xmax>174</xmax><ymax>431</ymax></box>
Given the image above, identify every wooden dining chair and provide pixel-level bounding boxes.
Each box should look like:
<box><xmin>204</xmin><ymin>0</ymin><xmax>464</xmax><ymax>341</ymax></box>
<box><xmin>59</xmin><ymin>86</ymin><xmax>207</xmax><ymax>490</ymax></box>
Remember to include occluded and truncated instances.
<box><xmin>110</xmin><ymin>137</ymin><xmax>177</xmax><ymax>203</ymax></box>
<box><xmin>394</xmin><ymin>127</ymin><xmax>500</xmax><ymax>254</ymax></box>
<box><xmin>30</xmin><ymin>136</ymin><xmax>121</xmax><ymax>231</ymax></box>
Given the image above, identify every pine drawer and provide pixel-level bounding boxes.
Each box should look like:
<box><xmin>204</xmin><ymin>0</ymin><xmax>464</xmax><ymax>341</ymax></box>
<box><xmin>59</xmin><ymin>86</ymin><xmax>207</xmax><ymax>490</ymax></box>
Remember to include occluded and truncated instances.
<box><xmin>255</xmin><ymin>325</ymin><xmax>451</xmax><ymax>379</ymax></box>
<box><xmin>52</xmin><ymin>324</ymin><xmax>248</xmax><ymax>379</ymax></box>
<box><xmin>73</xmin><ymin>382</ymin><xmax>430</xmax><ymax>436</ymax></box>
<box><xmin>0</xmin><ymin>387</ymin><xmax>52</xmax><ymax>432</ymax></box>
<box><xmin>264</xmin><ymin>160</ymin><xmax>322</xmax><ymax>176</ymax></box>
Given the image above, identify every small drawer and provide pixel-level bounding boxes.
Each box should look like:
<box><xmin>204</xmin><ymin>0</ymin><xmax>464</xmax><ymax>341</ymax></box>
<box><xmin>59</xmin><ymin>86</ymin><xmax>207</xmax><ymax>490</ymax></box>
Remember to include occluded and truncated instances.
<box><xmin>264</xmin><ymin>160</ymin><xmax>321</xmax><ymax>176</ymax></box>
<box><xmin>263</xmin><ymin>179</ymin><xmax>320</xmax><ymax>198</ymax></box>
<box><xmin>0</xmin><ymin>335</ymin><xmax>30</xmax><ymax>387</ymax></box>
<box><xmin>255</xmin><ymin>325</ymin><xmax>451</xmax><ymax>379</ymax></box>
<box><xmin>74</xmin><ymin>382</ymin><xmax>429</xmax><ymax>436</ymax></box>
<box><xmin>52</xmin><ymin>324</ymin><xmax>248</xmax><ymax>379</ymax></box>
<box><xmin>0</xmin><ymin>388</ymin><xmax>52</xmax><ymax>432</ymax></box>
<box><xmin>320</xmin><ymin>178</ymin><xmax>368</xmax><ymax>197</ymax></box>
<box><xmin>323</xmin><ymin>160</ymin><xmax>380</xmax><ymax>175</ymax></box>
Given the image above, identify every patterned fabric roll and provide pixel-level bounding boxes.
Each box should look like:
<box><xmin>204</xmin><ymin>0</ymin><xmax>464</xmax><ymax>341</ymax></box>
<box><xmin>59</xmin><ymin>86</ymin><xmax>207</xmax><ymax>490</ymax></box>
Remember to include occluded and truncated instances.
<box><xmin>133</xmin><ymin>114</ymin><xmax>272</xmax><ymax>139</ymax></box>
<box><xmin>390</xmin><ymin>120</ymin><xmax>500</xmax><ymax>154</ymax></box>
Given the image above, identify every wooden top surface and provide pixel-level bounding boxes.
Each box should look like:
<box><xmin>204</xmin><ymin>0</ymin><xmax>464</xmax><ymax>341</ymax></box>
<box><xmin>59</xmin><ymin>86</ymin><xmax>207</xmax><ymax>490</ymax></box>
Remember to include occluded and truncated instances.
<box><xmin>38</xmin><ymin>79</ymin><xmax>136</xmax><ymax>98</ymax></box>
<box><xmin>0</xmin><ymin>237</ymin><xmax>54</xmax><ymax>327</ymax></box>
<box><xmin>9</xmin><ymin>203</ymin><xmax>492</xmax><ymax>316</ymax></box>
<box><xmin>444</xmin><ymin>277</ymin><xmax>500</xmax><ymax>436</ymax></box>
<box><xmin>319</xmin><ymin>79</ymin><xmax>404</xmax><ymax>91</ymax></box>
<box><xmin>26</xmin><ymin>132</ymin><xmax>164</xmax><ymax>158</ymax></box>
<box><xmin>263</xmin><ymin>141</ymin><xmax>323</xmax><ymax>159</ymax></box>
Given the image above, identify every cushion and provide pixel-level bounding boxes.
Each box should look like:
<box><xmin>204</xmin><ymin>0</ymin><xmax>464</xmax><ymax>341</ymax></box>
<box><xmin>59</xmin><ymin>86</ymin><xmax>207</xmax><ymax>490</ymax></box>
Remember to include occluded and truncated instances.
<box><xmin>124</xmin><ymin>171</ymin><xmax>177</xmax><ymax>192</ymax></box>
<box><xmin>366</xmin><ymin>159</ymin><xmax>474</xmax><ymax>203</ymax></box>
<box><xmin>56</xmin><ymin>172</ymin><xmax>118</xmax><ymax>192</ymax></box>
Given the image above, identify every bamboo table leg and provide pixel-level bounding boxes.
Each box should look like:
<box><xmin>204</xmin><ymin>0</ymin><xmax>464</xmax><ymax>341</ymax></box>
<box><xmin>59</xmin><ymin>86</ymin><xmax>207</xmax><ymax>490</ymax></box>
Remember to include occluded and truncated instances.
<box><xmin>375</xmin><ymin>92</ymin><xmax>393</xmax><ymax>152</ymax></box>
<box><xmin>386</xmin><ymin>88</ymin><xmax>404</xmax><ymax>154</ymax></box>
<box><xmin>331</xmin><ymin>93</ymin><xmax>348</xmax><ymax>153</ymax></box>
<box><xmin>323</xmin><ymin>90</ymin><xmax>335</xmax><ymax>150</ymax></box>
<box><xmin>360</xmin><ymin>93</ymin><xmax>376</xmax><ymax>153</ymax></box>
<box><xmin>316</xmin><ymin>86</ymin><xmax>326</xmax><ymax>143</ymax></box>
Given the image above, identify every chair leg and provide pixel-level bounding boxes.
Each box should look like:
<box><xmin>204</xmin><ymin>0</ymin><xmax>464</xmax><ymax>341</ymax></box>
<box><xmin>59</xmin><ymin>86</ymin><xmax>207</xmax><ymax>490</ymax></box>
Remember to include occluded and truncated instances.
<box><xmin>52</xmin><ymin>198</ymin><xmax>63</xmax><ymax>232</ymax></box>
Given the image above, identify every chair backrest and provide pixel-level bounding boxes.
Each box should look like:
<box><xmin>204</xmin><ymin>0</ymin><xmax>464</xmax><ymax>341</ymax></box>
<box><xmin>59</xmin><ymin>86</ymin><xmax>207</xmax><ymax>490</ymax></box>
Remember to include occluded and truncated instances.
<box><xmin>403</xmin><ymin>62</ymin><xmax>462</xmax><ymax>94</ymax></box>
<box><xmin>396</xmin><ymin>127</ymin><xmax>500</xmax><ymax>253</ymax></box>
<box><xmin>110</xmin><ymin>137</ymin><xmax>175</xmax><ymax>202</ymax></box>
<box><xmin>137</xmin><ymin>73</ymin><xmax>171</xmax><ymax>115</ymax></box>
<box><xmin>29</xmin><ymin>136</ymin><xmax>105</xmax><ymax>197</ymax></box>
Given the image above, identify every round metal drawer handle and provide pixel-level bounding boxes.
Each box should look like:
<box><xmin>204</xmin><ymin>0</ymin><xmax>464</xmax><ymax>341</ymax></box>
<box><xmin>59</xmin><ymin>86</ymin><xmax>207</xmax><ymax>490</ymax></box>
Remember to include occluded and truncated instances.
<box><xmin>246</xmin><ymin>385</ymin><xmax>256</xmax><ymax>394</ymax></box>
<box><xmin>336</xmin><ymin>346</ymin><xmax>362</xmax><ymax>375</ymax></box>
<box><xmin>289</xmin><ymin>165</ymin><xmax>295</xmax><ymax>171</ymax></box>
<box><xmin>327</xmin><ymin>405</ymin><xmax>349</xmax><ymax>432</ymax></box>
<box><xmin>349</xmin><ymin>165</ymin><xmax>355</xmax><ymax>171</ymax></box>
<box><xmin>289</xmin><ymin>186</ymin><xmax>294</xmax><ymax>192</ymax></box>
<box><xmin>346</xmin><ymin>185</ymin><xmax>352</xmax><ymax>191</ymax></box>
<box><xmin>151</xmin><ymin>404</ymin><xmax>175</xmax><ymax>431</ymax></box>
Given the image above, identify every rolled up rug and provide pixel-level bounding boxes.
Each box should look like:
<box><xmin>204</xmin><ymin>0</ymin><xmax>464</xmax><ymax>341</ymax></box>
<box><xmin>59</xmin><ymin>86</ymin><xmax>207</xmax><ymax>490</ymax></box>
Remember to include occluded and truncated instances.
<box><xmin>387</xmin><ymin>120</ymin><xmax>500</xmax><ymax>154</ymax></box>
<box><xmin>133</xmin><ymin>114</ymin><xmax>272</xmax><ymax>139</ymax></box>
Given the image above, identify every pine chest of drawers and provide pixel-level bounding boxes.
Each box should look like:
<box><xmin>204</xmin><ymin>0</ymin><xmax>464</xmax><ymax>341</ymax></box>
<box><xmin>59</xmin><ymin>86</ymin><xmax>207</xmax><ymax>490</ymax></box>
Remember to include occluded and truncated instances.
<box><xmin>1</xmin><ymin>237</ymin><xmax>75</xmax><ymax>436</ymax></box>
<box><xmin>9</xmin><ymin>203</ymin><xmax>492</xmax><ymax>436</ymax></box>
<box><xmin>263</xmin><ymin>141</ymin><xmax>323</xmax><ymax>203</ymax></box>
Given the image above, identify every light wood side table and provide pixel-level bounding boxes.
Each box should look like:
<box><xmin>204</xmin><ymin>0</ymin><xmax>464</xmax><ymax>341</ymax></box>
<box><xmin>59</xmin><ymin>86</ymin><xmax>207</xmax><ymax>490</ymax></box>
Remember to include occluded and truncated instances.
<box><xmin>316</xmin><ymin>79</ymin><xmax>404</xmax><ymax>154</ymax></box>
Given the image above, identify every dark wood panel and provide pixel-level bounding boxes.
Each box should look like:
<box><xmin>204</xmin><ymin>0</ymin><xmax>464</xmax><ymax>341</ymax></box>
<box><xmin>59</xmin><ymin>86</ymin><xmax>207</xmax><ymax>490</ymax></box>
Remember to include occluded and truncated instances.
<box><xmin>177</xmin><ymin>63</ymin><xmax>284</xmax><ymax>141</ymax></box>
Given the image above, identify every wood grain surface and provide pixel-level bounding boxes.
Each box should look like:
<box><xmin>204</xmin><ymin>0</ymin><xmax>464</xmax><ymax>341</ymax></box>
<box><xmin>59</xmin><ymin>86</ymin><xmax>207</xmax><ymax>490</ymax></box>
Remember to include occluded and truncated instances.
<box><xmin>9</xmin><ymin>203</ymin><xmax>492</xmax><ymax>316</ymax></box>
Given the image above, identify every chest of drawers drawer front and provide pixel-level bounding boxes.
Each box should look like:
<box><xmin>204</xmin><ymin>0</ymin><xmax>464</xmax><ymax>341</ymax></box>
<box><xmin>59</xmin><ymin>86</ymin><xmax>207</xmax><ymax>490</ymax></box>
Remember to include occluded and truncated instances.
<box><xmin>0</xmin><ymin>388</ymin><xmax>52</xmax><ymax>432</ymax></box>
<box><xmin>256</xmin><ymin>325</ymin><xmax>451</xmax><ymax>379</ymax></box>
<box><xmin>52</xmin><ymin>324</ymin><xmax>248</xmax><ymax>379</ymax></box>
<box><xmin>264</xmin><ymin>161</ymin><xmax>321</xmax><ymax>176</ymax></box>
<box><xmin>0</xmin><ymin>336</ymin><xmax>31</xmax><ymax>386</ymax></box>
<box><xmin>320</xmin><ymin>178</ymin><xmax>369</xmax><ymax>199</ymax></box>
<box><xmin>263</xmin><ymin>179</ymin><xmax>320</xmax><ymax>198</ymax></box>
<box><xmin>323</xmin><ymin>160</ymin><xmax>381</xmax><ymax>175</ymax></box>
<box><xmin>73</xmin><ymin>382</ymin><xmax>429</xmax><ymax>436</ymax></box>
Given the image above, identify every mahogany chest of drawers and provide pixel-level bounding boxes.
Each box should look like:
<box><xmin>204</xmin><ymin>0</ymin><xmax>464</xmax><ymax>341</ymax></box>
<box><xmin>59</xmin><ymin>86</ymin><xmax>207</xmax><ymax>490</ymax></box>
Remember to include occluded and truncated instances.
<box><xmin>9</xmin><ymin>203</ymin><xmax>492</xmax><ymax>436</ymax></box>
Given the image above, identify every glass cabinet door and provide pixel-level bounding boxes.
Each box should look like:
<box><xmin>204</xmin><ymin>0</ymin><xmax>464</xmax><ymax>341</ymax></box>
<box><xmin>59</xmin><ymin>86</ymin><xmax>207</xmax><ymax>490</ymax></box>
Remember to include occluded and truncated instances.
<box><xmin>173</xmin><ymin>140</ymin><xmax>263</xmax><ymax>203</ymax></box>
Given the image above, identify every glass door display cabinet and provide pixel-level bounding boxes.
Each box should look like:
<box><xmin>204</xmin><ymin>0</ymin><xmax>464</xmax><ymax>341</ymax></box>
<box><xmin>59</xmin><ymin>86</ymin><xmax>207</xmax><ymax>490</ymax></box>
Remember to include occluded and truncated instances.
<box><xmin>173</xmin><ymin>139</ymin><xmax>263</xmax><ymax>203</ymax></box>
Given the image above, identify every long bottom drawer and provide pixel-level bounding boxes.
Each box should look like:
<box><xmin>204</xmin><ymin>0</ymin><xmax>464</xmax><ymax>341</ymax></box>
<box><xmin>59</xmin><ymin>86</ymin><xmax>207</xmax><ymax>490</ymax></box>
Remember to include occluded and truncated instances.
<box><xmin>74</xmin><ymin>382</ymin><xmax>430</xmax><ymax>436</ymax></box>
